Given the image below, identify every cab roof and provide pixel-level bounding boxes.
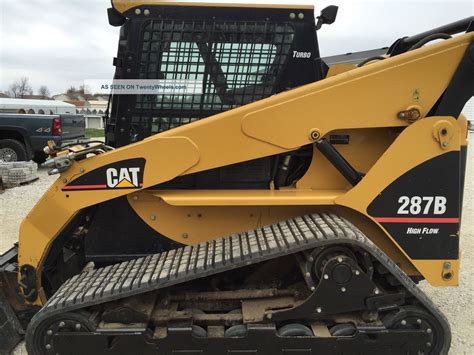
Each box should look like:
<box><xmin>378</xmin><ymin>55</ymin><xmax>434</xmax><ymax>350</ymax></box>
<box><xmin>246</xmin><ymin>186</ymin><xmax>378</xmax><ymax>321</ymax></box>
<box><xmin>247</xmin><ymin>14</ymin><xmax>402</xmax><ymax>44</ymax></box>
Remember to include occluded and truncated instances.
<box><xmin>112</xmin><ymin>0</ymin><xmax>314</xmax><ymax>13</ymax></box>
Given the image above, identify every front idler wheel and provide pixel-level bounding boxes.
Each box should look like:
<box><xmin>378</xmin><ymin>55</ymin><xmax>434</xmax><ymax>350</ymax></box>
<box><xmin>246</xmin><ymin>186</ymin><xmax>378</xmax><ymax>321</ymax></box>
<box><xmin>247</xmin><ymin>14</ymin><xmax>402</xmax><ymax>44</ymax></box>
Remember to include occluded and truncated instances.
<box><xmin>383</xmin><ymin>306</ymin><xmax>444</xmax><ymax>354</ymax></box>
<box><xmin>28</xmin><ymin>311</ymin><xmax>96</xmax><ymax>355</ymax></box>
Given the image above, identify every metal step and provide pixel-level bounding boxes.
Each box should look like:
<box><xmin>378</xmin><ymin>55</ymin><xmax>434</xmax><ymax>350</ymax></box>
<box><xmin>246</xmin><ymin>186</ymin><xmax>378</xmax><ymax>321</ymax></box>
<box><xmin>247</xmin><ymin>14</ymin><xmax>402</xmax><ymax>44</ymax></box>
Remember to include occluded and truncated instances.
<box><xmin>26</xmin><ymin>213</ymin><xmax>451</xmax><ymax>354</ymax></box>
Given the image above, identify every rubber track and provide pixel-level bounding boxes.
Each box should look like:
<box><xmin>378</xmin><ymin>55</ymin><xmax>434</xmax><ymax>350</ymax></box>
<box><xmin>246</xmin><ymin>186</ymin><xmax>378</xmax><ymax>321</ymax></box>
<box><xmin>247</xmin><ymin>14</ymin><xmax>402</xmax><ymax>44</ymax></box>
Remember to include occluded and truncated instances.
<box><xmin>26</xmin><ymin>213</ymin><xmax>451</xmax><ymax>354</ymax></box>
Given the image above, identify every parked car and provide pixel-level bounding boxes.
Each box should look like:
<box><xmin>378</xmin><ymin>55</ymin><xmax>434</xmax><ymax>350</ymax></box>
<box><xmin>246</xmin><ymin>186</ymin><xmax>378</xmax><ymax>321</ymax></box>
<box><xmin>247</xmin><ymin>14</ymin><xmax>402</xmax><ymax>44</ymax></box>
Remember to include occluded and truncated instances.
<box><xmin>0</xmin><ymin>113</ymin><xmax>85</xmax><ymax>162</ymax></box>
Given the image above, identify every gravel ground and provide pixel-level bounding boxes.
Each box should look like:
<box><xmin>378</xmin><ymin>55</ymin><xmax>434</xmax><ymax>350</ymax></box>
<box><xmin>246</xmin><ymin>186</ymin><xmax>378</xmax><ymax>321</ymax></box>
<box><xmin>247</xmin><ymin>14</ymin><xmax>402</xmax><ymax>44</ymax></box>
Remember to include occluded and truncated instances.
<box><xmin>1</xmin><ymin>136</ymin><xmax>473</xmax><ymax>354</ymax></box>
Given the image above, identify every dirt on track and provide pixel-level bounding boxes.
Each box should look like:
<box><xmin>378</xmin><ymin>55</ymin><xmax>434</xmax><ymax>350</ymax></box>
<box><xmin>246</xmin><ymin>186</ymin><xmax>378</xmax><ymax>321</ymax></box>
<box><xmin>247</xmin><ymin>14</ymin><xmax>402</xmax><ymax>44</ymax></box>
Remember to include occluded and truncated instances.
<box><xmin>1</xmin><ymin>136</ymin><xmax>473</xmax><ymax>354</ymax></box>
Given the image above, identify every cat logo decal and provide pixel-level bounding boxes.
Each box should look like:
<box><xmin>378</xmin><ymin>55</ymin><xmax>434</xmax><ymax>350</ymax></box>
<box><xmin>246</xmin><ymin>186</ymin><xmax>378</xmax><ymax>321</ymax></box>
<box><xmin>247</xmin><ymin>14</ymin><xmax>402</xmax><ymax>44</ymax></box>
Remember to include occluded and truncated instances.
<box><xmin>62</xmin><ymin>158</ymin><xmax>145</xmax><ymax>191</ymax></box>
<box><xmin>106</xmin><ymin>167</ymin><xmax>141</xmax><ymax>188</ymax></box>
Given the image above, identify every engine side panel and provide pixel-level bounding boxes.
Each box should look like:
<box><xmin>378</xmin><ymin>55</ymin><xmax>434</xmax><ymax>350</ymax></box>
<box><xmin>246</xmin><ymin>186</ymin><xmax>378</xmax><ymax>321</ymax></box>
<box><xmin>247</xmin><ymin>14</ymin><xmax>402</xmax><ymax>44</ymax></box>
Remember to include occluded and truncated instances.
<box><xmin>367</xmin><ymin>151</ymin><xmax>462</xmax><ymax>260</ymax></box>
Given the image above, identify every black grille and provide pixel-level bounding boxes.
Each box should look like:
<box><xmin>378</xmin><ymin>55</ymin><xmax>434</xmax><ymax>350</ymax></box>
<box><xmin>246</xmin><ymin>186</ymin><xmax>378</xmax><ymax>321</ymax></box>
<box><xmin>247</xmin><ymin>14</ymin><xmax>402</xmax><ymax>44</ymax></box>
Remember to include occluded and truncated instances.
<box><xmin>134</xmin><ymin>19</ymin><xmax>295</xmax><ymax>134</ymax></box>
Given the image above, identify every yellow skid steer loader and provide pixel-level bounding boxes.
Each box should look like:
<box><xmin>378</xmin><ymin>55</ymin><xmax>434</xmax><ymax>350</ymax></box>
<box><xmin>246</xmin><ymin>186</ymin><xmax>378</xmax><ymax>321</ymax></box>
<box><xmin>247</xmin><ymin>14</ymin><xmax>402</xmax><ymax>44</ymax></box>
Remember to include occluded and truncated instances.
<box><xmin>0</xmin><ymin>1</ymin><xmax>473</xmax><ymax>354</ymax></box>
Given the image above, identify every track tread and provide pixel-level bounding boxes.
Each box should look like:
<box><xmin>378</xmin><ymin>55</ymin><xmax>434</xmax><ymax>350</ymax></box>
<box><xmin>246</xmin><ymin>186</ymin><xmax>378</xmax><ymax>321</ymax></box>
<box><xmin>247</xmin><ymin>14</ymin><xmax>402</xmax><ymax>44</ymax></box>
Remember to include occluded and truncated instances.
<box><xmin>26</xmin><ymin>213</ymin><xmax>451</xmax><ymax>355</ymax></box>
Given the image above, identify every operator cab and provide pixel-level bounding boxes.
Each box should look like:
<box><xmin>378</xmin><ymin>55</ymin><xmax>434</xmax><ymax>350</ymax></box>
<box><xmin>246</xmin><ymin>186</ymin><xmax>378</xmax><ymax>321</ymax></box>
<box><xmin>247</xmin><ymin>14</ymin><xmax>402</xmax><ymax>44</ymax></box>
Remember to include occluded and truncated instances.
<box><xmin>106</xmin><ymin>1</ymin><xmax>339</xmax><ymax>145</ymax></box>
<box><xmin>106</xmin><ymin>1</ymin><xmax>338</xmax><ymax>189</ymax></box>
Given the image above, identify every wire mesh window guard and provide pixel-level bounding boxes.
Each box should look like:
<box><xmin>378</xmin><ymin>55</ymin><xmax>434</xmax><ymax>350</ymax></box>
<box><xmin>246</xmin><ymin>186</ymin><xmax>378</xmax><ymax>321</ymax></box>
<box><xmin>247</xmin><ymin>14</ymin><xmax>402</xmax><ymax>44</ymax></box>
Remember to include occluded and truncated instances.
<box><xmin>134</xmin><ymin>19</ymin><xmax>295</xmax><ymax>134</ymax></box>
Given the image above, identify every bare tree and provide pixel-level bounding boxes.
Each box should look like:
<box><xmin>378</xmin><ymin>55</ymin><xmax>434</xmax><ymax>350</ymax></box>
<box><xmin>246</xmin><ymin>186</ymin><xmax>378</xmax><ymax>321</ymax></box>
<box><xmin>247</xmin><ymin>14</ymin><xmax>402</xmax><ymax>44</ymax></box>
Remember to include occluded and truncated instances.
<box><xmin>67</xmin><ymin>86</ymin><xmax>77</xmax><ymax>94</ymax></box>
<box><xmin>38</xmin><ymin>85</ymin><xmax>51</xmax><ymax>99</ymax></box>
<box><xmin>8</xmin><ymin>77</ymin><xmax>33</xmax><ymax>98</ymax></box>
<box><xmin>66</xmin><ymin>86</ymin><xmax>79</xmax><ymax>100</ymax></box>
<box><xmin>79</xmin><ymin>84</ymin><xmax>94</xmax><ymax>100</ymax></box>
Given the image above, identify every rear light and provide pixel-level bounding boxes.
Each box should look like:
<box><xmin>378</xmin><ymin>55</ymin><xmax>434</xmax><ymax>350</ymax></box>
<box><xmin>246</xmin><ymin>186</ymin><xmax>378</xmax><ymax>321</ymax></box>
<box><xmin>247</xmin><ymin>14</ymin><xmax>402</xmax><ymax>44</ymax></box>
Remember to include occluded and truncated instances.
<box><xmin>52</xmin><ymin>117</ymin><xmax>62</xmax><ymax>136</ymax></box>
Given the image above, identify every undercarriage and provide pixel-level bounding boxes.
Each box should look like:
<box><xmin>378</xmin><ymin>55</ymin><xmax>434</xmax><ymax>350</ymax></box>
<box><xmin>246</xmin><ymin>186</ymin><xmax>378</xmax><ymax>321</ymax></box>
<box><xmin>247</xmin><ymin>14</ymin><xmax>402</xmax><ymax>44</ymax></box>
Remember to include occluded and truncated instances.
<box><xmin>26</xmin><ymin>214</ymin><xmax>449</xmax><ymax>354</ymax></box>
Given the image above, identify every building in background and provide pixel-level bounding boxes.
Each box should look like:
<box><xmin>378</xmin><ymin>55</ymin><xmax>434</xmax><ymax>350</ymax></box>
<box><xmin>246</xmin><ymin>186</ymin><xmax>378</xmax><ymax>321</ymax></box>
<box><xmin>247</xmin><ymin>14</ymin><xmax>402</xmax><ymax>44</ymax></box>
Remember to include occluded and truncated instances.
<box><xmin>51</xmin><ymin>92</ymin><xmax>107</xmax><ymax>129</ymax></box>
<box><xmin>73</xmin><ymin>100</ymin><xmax>107</xmax><ymax>129</ymax></box>
<box><xmin>0</xmin><ymin>98</ymin><xmax>75</xmax><ymax>114</ymax></box>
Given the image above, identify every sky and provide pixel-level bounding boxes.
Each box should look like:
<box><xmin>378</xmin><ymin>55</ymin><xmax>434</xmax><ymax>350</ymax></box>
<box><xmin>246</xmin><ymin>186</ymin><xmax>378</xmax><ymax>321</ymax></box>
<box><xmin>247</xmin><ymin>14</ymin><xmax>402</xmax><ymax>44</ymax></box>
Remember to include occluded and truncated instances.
<box><xmin>0</xmin><ymin>0</ymin><xmax>472</xmax><ymax>95</ymax></box>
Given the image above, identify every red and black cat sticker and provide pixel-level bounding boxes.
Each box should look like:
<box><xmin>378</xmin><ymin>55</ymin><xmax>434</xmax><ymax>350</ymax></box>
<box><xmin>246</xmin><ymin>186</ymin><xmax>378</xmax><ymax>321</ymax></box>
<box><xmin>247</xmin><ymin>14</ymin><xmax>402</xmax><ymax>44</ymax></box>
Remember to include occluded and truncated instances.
<box><xmin>62</xmin><ymin>158</ymin><xmax>145</xmax><ymax>191</ymax></box>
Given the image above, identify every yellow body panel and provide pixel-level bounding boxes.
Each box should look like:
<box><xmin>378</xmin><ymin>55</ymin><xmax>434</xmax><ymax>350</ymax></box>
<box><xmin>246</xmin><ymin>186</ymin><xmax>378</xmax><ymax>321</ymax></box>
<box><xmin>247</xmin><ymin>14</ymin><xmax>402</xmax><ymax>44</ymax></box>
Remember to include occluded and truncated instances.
<box><xmin>326</xmin><ymin>64</ymin><xmax>358</xmax><ymax>77</ymax></box>
<box><xmin>112</xmin><ymin>0</ymin><xmax>314</xmax><ymax>13</ymax></box>
<box><xmin>128</xmin><ymin>197</ymin><xmax>320</xmax><ymax>245</ymax></box>
<box><xmin>127</xmin><ymin>196</ymin><xmax>421</xmax><ymax>277</ymax></box>
<box><xmin>336</xmin><ymin>116</ymin><xmax>463</xmax><ymax>286</ymax></box>
<box><xmin>18</xmin><ymin>32</ymin><xmax>473</xmax><ymax>305</ymax></box>
<box><xmin>297</xmin><ymin>128</ymin><xmax>396</xmax><ymax>190</ymax></box>
<box><xmin>147</xmin><ymin>189</ymin><xmax>343</xmax><ymax>206</ymax></box>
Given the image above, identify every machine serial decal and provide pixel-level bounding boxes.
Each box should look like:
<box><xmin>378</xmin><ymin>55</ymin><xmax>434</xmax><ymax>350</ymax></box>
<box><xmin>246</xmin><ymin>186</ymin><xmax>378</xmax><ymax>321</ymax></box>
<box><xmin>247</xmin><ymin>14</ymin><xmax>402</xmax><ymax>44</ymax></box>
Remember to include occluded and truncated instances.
<box><xmin>396</xmin><ymin>195</ymin><xmax>447</xmax><ymax>215</ymax></box>
<box><xmin>367</xmin><ymin>152</ymin><xmax>461</xmax><ymax>260</ymax></box>
<box><xmin>62</xmin><ymin>158</ymin><xmax>145</xmax><ymax>191</ymax></box>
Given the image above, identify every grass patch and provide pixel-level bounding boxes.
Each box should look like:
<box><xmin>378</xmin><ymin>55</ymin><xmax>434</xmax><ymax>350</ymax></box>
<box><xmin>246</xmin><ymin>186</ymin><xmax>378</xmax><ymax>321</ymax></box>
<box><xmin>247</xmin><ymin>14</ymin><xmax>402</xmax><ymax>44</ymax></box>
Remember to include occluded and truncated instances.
<box><xmin>85</xmin><ymin>128</ymin><xmax>105</xmax><ymax>138</ymax></box>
